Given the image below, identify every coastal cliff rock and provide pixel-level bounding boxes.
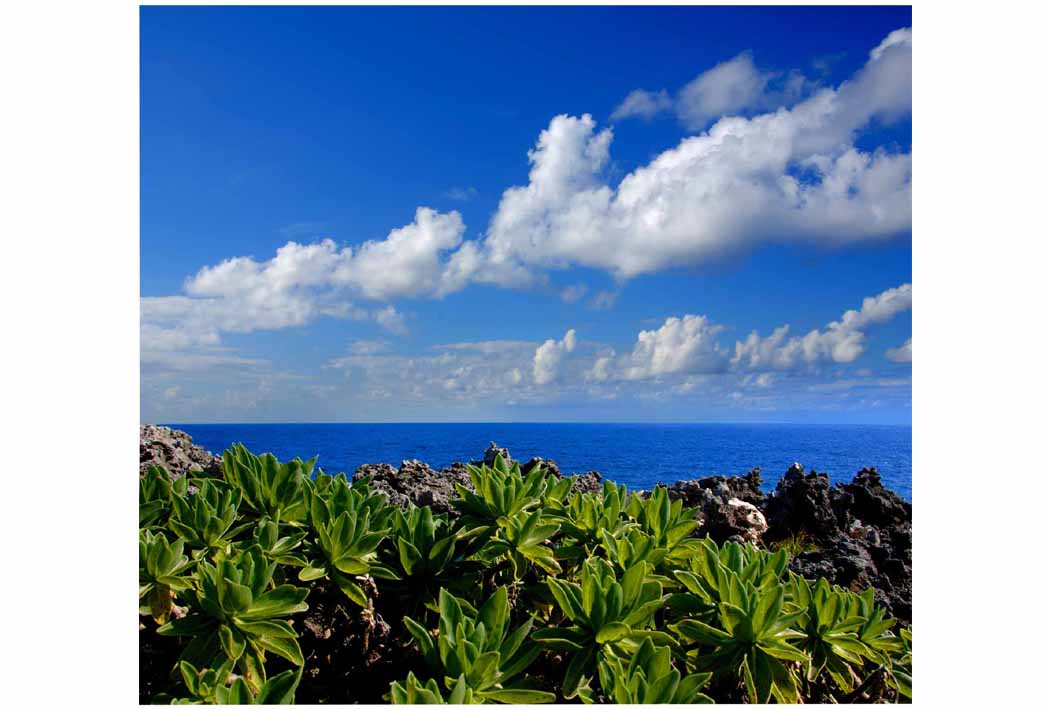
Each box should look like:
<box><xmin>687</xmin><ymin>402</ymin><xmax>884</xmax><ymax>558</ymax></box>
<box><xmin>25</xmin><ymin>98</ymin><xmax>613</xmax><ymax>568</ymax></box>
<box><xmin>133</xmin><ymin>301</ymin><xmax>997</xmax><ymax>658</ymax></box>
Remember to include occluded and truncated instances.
<box><xmin>768</xmin><ymin>465</ymin><xmax>912</xmax><ymax>620</ymax></box>
<box><xmin>139</xmin><ymin>424</ymin><xmax>222</xmax><ymax>477</ymax></box>
<box><xmin>353</xmin><ymin>460</ymin><xmax>471</xmax><ymax>516</ymax></box>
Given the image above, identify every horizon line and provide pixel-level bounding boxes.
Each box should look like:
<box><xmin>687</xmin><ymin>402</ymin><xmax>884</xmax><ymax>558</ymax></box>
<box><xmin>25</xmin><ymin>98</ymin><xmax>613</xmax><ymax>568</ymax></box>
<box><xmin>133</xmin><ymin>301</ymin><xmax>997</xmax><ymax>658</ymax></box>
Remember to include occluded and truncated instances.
<box><xmin>150</xmin><ymin>420</ymin><xmax>912</xmax><ymax>427</ymax></box>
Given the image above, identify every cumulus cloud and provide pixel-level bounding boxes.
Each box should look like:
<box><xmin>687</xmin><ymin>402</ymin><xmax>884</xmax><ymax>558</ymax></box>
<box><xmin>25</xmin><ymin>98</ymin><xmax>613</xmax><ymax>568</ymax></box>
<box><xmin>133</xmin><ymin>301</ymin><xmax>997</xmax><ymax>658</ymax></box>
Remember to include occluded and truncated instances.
<box><xmin>614</xmin><ymin>51</ymin><xmax>815</xmax><ymax>130</ymax></box>
<box><xmin>675</xmin><ymin>52</ymin><xmax>777</xmax><ymax>129</ymax></box>
<box><xmin>620</xmin><ymin>315</ymin><xmax>727</xmax><ymax>380</ymax></box>
<box><xmin>141</xmin><ymin>208</ymin><xmax>477</xmax><ymax>354</ymax></box>
<box><xmin>184</xmin><ymin>207</ymin><xmax>470</xmax><ymax>304</ymax></box>
<box><xmin>589</xmin><ymin>315</ymin><xmax>728</xmax><ymax>382</ymax></box>
<box><xmin>479</xmin><ymin>28</ymin><xmax>912</xmax><ymax>281</ymax></box>
<box><xmin>732</xmin><ymin>283</ymin><xmax>912</xmax><ymax>369</ymax></box>
<box><xmin>611</xmin><ymin>88</ymin><xmax>673</xmax><ymax>121</ymax></box>
<box><xmin>533</xmin><ymin>329</ymin><xmax>577</xmax><ymax>385</ymax></box>
<box><xmin>886</xmin><ymin>338</ymin><xmax>912</xmax><ymax>363</ymax></box>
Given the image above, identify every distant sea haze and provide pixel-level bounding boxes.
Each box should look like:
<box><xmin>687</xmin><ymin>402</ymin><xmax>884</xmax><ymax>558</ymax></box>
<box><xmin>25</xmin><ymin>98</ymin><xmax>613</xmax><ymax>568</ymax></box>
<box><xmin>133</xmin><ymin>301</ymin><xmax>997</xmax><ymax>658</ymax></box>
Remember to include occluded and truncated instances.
<box><xmin>168</xmin><ymin>422</ymin><xmax>912</xmax><ymax>501</ymax></box>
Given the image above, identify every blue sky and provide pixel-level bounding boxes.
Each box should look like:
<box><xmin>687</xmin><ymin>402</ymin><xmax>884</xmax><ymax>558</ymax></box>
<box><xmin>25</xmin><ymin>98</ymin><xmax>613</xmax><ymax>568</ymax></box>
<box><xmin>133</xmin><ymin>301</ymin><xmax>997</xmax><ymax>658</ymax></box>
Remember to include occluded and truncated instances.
<box><xmin>141</xmin><ymin>5</ymin><xmax>912</xmax><ymax>424</ymax></box>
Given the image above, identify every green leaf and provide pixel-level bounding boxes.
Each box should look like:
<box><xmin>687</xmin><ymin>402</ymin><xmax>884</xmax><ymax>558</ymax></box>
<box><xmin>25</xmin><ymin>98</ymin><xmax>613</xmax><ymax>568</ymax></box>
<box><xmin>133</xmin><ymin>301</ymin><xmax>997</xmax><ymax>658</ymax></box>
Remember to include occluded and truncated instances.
<box><xmin>256</xmin><ymin>669</ymin><xmax>302</xmax><ymax>705</ymax></box>
<box><xmin>218</xmin><ymin>624</ymin><xmax>246</xmax><ymax>661</ymax></box>
<box><xmin>253</xmin><ymin>633</ymin><xmax>305</xmax><ymax>666</ymax></box>
<box><xmin>483</xmin><ymin>689</ymin><xmax>557</xmax><ymax>704</ymax></box>
<box><xmin>596</xmin><ymin>621</ymin><xmax>631</xmax><ymax>644</ymax></box>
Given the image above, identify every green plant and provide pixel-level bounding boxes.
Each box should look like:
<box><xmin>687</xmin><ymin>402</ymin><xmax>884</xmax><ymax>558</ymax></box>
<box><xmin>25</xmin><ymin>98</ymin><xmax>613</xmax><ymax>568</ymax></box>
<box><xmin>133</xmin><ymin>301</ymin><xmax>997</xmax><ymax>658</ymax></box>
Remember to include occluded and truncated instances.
<box><xmin>221</xmin><ymin>444</ymin><xmax>312</xmax><ymax>522</ymax></box>
<box><xmin>625</xmin><ymin>486</ymin><xmax>702</xmax><ymax>564</ymax></box>
<box><xmin>140</xmin><ymin>464</ymin><xmax>185</xmax><ymax>528</ymax></box>
<box><xmin>252</xmin><ymin>516</ymin><xmax>308</xmax><ymax>568</ymax></box>
<box><xmin>400</xmin><ymin>587</ymin><xmax>554</xmax><ymax>703</ymax></box>
<box><xmin>168</xmin><ymin>479</ymin><xmax>250</xmax><ymax>559</ymax></box>
<box><xmin>139</xmin><ymin>530</ymin><xmax>196</xmax><ymax>624</ymax></box>
<box><xmin>672</xmin><ymin>580</ymin><xmax>807</xmax><ymax>703</ymax></box>
<box><xmin>535</xmin><ymin>558</ymin><xmax>671</xmax><ymax>700</ymax></box>
<box><xmin>299</xmin><ymin>501</ymin><xmax>394</xmax><ymax>607</ymax></box>
<box><xmin>790</xmin><ymin>576</ymin><xmax>872</xmax><ymax>693</ymax></box>
<box><xmin>383</xmin><ymin>505</ymin><xmax>471</xmax><ymax>606</ymax></box>
<box><xmin>158</xmin><ymin>546</ymin><xmax>309</xmax><ymax>692</ymax></box>
<box><xmin>553</xmin><ymin>481</ymin><xmax>635</xmax><ymax>562</ymax></box>
<box><xmin>387</xmin><ymin>672</ymin><xmax>475</xmax><ymax>704</ymax></box>
<box><xmin>474</xmin><ymin>508</ymin><xmax>562</xmax><ymax>580</ymax></box>
<box><xmin>138</xmin><ymin>441</ymin><xmax>912</xmax><ymax>705</ymax></box>
<box><xmin>453</xmin><ymin>457</ymin><xmax>550</xmax><ymax>537</ymax></box>
<box><xmin>596</xmin><ymin>637</ymin><xmax>714</xmax><ymax>704</ymax></box>
<box><xmin>172</xmin><ymin>660</ymin><xmax>302</xmax><ymax>704</ymax></box>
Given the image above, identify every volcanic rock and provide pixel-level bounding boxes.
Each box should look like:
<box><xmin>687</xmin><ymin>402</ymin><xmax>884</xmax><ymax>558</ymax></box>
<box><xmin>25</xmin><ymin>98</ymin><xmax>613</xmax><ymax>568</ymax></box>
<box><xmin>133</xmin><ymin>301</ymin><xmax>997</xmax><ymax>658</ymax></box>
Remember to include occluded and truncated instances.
<box><xmin>521</xmin><ymin>457</ymin><xmax>562</xmax><ymax>478</ymax></box>
<box><xmin>482</xmin><ymin>442</ymin><xmax>513</xmax><ymax>467</ymax></box>
<box><xmin>353</xmin><ymin>459</ymin><xmax>471</xmax><ymax>516</ymax></box>
<box><xmin>139</xmin><ymin>424</ymin><xmax>222</xmax><ymax>478</ymax></box>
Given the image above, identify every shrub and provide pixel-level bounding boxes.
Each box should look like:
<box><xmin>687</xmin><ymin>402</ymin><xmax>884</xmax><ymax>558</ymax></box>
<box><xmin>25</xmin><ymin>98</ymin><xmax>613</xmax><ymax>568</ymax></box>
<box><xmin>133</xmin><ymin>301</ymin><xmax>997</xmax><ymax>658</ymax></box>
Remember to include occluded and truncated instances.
<box><xmin>139</xmin><ymin>445</ymin><xmax>912</xmax><ymax>705</ymax></box>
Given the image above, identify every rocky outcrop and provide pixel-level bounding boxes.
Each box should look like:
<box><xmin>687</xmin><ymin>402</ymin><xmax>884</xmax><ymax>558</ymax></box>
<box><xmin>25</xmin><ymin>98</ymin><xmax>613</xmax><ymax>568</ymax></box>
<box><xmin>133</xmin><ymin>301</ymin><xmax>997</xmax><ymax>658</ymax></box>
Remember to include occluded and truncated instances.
<box><xmin>353</xmin><ymin>460</ymin><xmax>471</xmax><ymax>516</ymax></box>
<box><xmin>139</xmin><ymin>424</ymin><xmax>222</xmax><ymax>477</ymax></box>
<box><xmin>481</xmin><ymin>442</ymin><xmax>511</xmax><ymax>467</ymax></box>
<box><xmin>764</xmin><ymin>464</ymin><xmax>841</xmax><ymax>543</ymax></box>
<box><xmin>521</xmin><ymin>457</ymin><xmax>562</xmax><ymax>478</ymax></box>
<box><xmin>769</xmin><ymin>465</ymin><xmax>912</xmax><ymax>620</ymax></box>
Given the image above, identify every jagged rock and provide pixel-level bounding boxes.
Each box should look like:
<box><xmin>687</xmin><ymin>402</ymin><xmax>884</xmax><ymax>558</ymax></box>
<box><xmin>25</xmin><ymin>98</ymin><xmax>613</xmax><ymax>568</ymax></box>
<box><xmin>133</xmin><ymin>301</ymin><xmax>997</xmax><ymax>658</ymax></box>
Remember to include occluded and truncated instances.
<box><xmin>353</xmin><ymin>459</ymin><xmax>471</xmax><ymax>516</ymax></box>
<box><xmin>567</xmin><ymin>470</ymin><xmax>603</xmax><ymax>495</ymax></box>
<box><xmin>482</xmin><ymin>442</ymin><xmax>513</xmax><ymax>467</ymax></box>
<box><xmin>710</xmin><ymin>499</ymin><xmax>768</xmax><ymax>544</ymax></box>
<box><xmin>522</xmin><ymin>457</ymin><xmax>562</xmax><ymax>478</ymax></box>
<box><xmin>764</xmin><ymin>467</ymin><xmax>840</xmax><ymax>543</ymax></box>
<box><xmin>833</xmin><ymin>467</ymin><xmax>911</xmax><ymax>530</ymax></box>
<box><xmin>660</xmin><ymin>468</ymin><xmax>768</xmax><ymax>544</ymax></box>
<box><xmin>139</xmin><ymin>424</ymin><xmax>222</xmax><ymax>478</ymax></box>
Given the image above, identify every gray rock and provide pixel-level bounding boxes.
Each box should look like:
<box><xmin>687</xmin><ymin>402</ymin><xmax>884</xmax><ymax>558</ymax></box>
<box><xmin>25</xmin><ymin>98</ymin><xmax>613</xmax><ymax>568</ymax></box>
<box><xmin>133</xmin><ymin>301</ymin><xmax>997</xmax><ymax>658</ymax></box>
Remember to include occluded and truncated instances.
<box><xmin>482</xmin><ymin>442</ymin><xmax>512</xmax><ymax>467</ymax></box>
<box><xmin>353</xmin><ymin>459</ymin><xmax>471</xmax><ymax>516</ymax></box>
<box><xmin>139</xmin><ymin>424</ymin><xmax>222</xmax><ymax>478</ymax></box>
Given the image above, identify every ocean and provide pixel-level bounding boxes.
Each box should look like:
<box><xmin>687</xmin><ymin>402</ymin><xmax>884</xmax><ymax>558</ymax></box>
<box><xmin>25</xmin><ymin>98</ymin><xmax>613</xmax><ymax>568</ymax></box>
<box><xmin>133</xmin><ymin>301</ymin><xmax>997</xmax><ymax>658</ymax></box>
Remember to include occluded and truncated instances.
<box><xmin>168</xmin><ymin>422</ymin><xmax>911</xmax><ymax>501</ymax></box>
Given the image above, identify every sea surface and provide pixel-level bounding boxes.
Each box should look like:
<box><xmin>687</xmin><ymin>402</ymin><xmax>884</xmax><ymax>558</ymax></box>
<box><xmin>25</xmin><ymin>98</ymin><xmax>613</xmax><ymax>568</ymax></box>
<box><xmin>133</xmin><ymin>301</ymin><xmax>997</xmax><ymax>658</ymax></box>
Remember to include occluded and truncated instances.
<box><xmin>168</xmin><ymin>423</ymin><xmax>911</xmax><ymax>501</ymax></box>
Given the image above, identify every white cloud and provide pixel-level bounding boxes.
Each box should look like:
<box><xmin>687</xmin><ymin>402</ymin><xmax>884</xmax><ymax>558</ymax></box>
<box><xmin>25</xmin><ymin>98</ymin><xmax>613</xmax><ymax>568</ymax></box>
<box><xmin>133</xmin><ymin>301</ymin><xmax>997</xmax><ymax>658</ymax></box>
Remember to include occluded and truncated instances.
<box><xmin>588</xmin><ymin>290</ymin><xmax>619</xmax><ymax>310</ymax></box>
<box><xmin>611</xmin><ymin>88</ymin><xmax>673</xmax><ymax>121</ymax></box>
<box><xmin>479</xmin><ymin>28</ymin><xmax>912</xmax><ymax>282</ymax></box>
<box><xmin>614</xmin><ymin>51</ymin><xmax>815</xmax><ymax>131</ymax></box>
<box><xmin>533</xmin><ymin>329</ymin><xmax>577</xmax><ymax>385</ymax></box>
<box><xmin>141</xmin><ymin>208</ymin><xmax>479</xmax><ymax>355</ymax></box>
<box><xmin>675</xmin><ymin>52</ymin><xmax>775</xmax><ymax>129</ymax></box>
<box><xmin>348</xmin><ymin>340</ymin><xmax>391</xmax><ymax>355</ymax></box>
<box><xmin>589</xmin><ymin>315</ymin><xmax>728</xmax><ymax>382</ymax></box>
<box><xmin>732</xmin><ymin>283</ymin><xmax>912</xmax><ymax>369</ymax></box>
<box><xmin>185</xmin><ymin>207</ymin><xmax>471</xmax><ymax>304</ymax></box>
<box><xmin>620</xmin><ymin>315</ymin><xmax>727</xmax><ymax>380</ymax></box>
<box><xmin>886</xmin><ymin>337</ymin><xmax>912</xmax><ymax>363</ymax></box>
<box><xmin>560</xmin><ymin>284</ymin><xmax>588</xmax><ymax>303</ymax></box>
<box><xmin>445</xmin><ymin>186</ymin><xmax>478</xmax><ymax>202</ymax></box>
<box><xmin>374</xmin><ymin>305</ymin><xmax>409</xmax><ymax>335</ymax></box>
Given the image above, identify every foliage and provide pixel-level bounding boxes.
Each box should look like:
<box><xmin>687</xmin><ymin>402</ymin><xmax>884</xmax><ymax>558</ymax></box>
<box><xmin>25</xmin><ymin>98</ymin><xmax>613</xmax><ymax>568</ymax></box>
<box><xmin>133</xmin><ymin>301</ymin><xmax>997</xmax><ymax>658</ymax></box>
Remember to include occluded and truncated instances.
<box><xmin>396</xmin><ymin>587</ymin><xmax>554</xmax><ymax>703</ymax></box>
<box><xmin>596</xmin><ymin>637</ymin><xmax>714</xmax><ymax>704</ymax></box>
<box><xmin>157</xmin><ymin>546</ymin><xmax>309</xmax><ymax>692</ymax></box>
<box><xmin>535</xmin><ymin>558</ymin><xmax>672</xmax><ymax>700</ymax></box>
<box><xmin>140</xmin><ymin>530</ymin><xmax>196</xmax><ymax>624</ymax></box>
<box><xmin>140</xmin><ymin>444</ymin><xmax>912</xmax><ymax>705</ymax></box>
<box><xmin>221</xmin><ymin>443</ymin><xmax>312</xmax><ymax>522</ymax></box>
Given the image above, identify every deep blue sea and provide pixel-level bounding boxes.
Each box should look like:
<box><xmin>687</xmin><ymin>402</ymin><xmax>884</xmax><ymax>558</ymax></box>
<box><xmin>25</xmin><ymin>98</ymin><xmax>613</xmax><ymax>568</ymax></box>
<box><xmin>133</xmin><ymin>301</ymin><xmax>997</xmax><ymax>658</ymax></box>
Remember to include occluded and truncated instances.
<box><xmin>168</xmin><ymin>423</ymin><xmax>911</xmax><ymax>501</ymax></box>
